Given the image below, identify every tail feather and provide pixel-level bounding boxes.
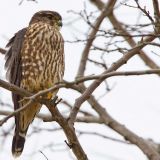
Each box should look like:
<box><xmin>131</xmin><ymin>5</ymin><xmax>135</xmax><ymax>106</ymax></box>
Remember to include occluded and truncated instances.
<box><xmin>12</xmin><ymin>131</ymin><xmax>26</xmax><ymax>158</ymax></box>
<box><xmin>12</xmin><ymin>103</ymin><xmax>41</xmax><ymax>157</ymax></box>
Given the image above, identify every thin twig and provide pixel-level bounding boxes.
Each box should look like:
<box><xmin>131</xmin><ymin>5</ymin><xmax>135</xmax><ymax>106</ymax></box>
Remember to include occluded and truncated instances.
<box><xmin>39</xmin><ymin>150</ymin><xmax>48</xmax><ymax>160</ymax></box>
<box><xmin>69</xmin><ymin>33</ymin><xmax>160</xmax><ymax>159</ymax></box>
<box><xmin>76</xmin><ymin>0</ymin><xmax>117</xmax><ymax>77</ymax></box>
<box><xmin>0</xmin><ymin>99</ymin><xmax>33</xmax><ymax>126</ymax></box>
<box><xmin>69</xmin><ymin>34</ymin><xmax>155</xmax><ymax>125</ymax></box>
<box><xmin>1</xmin><ymin>68</ymin><xmax>160</xmax><ymax>125</ymax></box>
<box><xmin>77</xmin><ymin>130</ymin><xmax>130</xmax><ymax>144</ymax></box>
<box><xmin>90</xmin><ymin>0</ymin><xmax>160</xmax><ymax>69</ymax></box>
<box><xmin>134</xmin><ymin>0</ymin><xmax>154</xmax><ymax>23</ymax></box>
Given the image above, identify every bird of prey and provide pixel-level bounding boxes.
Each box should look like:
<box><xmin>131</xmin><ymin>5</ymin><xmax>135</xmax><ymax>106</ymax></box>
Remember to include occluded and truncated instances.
<box><xmin>5</xmin><ymin>10</ymin><xmax>64</xmax><ymax>157</ymax></box>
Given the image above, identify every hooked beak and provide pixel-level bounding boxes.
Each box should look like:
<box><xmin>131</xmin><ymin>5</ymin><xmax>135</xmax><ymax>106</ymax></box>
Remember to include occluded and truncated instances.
<box><xmin>58</xmin><ymin>20</ymin><xmax>62</xmax><ymax>27</ymax></box>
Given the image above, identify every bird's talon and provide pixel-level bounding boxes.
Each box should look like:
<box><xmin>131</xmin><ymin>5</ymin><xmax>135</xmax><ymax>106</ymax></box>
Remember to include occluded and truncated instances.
<box><xmin>50</xmin><ymin>96</ymin><xmax>62</xmax><ymax>106</ymax></box>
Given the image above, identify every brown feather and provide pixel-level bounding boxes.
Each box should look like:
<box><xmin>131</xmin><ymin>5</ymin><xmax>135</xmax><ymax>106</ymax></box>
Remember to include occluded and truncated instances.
<box><xmin>5</xmin><ymin>28</ymin><xmax>27</xmax><ymax>126</ymax></box>
<box><xmin>5</xmin><ymin>11</ymin><xmax>64</xmax><ymax>157</ymax></box>
<box><xmin>5</xmin><ymin>28</ymin><xmax>27</xmax><ymax>157</ymax></box>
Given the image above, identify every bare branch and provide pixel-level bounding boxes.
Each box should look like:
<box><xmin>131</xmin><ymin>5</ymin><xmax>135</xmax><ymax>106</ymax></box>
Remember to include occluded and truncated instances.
<box><xmin>90</xmin><ymin>0</ymin><xmax>160</xmax><ymax>69</ymax></box>
<box><xmin>0</xmin><ymin>109</ymin><xmax>103</xmax><ymax>124</ymax></box>
<box><xmin>0</xmin><ymin>79</ymin><xmax>88</xmax><ymax>160</ymax></box>
<box><xmin>152</xmin><ymin>0</ymin><xmax>160</xmax><ymax>33</ymax></box>
<box><xmin>0</xmin><ymin>79</ymin><xmax>31</xmax><ymax>97</ymax></box>
<box><xmin>39</xmin><ymin>150</ymin><xmax>48</xmax><ymax>160</ymax></box>
<box><xmin>76</xmin><ymin>0</ymin><xmax>117</xmax><ymax>77</ymax></box>
<box><xmin>2</xmin><ymin>66</ymin><xmax>159</xmax><ymax>126</ymax></box>
<box><xmin>69</xmin><ymin>34</ymin><xmax>156</xmax><ymax>125</ymax></box>
<box><xmin>88</xmin><ymin>95</ymin><xmax>160</xmax><ymax>160</ymax></box>
<box><xmin>44</xmin><ymin>100</ymin><xmax>88</xmax><ymax>160</ymax></box>
<box><xmin>76</xmin><ymin>69</ymin><xmax>160</xmax><ymax>83</ymax></box>
<box><xmin>0</xmin><ymin>99</ymin><xmax>33</xmax><ymax>126</ymax></box>
<box><xmin>77</xmin><ymin>130</ymin><xmax>130</xmax><ymax>144</ymax></box>
<box><xmin>134</xmin><ymin>0</ymin><xmax>154</xmax><ymax>23</ymax></box>
<box><xmin>68</xmin><ymin>34</ymin><xmax>160</xmax><ymax>160</ymax></box>
<box><xmin>1</xmin><ymin>1</ymin><xmax>160</xmax><ymax>159</ymax></box>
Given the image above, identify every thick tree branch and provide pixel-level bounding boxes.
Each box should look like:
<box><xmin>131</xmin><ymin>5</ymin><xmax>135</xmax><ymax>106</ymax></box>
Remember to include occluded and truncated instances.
<box><xmin>43</xmin><ymin>100</ymin><xmax>88</xmax><ymax>160</ymax></box>
<box><xmin>1</xmin><ymin>67</ymin><xmax>160</xmax><ymax>125</ymax></box>
<box><xmin>2</xmin><ymin>66</ymin><xmax>160</xmax><ymax>124</ymax></box>
<box><xmin>68</xmin><ymin>34</ymin><xmax>160</xmax><ymax>160</ymax></box>
<box><xmin>69</xmin><ymin>34</ymin><xmax>156</xmax><ymax>125</ymax></box>
<box><xmin>0</xmin><ymin>79</ymin><xmax>31</xmax><ymax>96</ymax></box>
<box><xmin>88</xmin><ymin>95</ymin><xmax>160</xmax><ymax>160</ymax></box>
<box><xmin>0</xmin><ymin>79</ymin><xmax>88</xmax><ymax>160</ymax></box>
<box><xmin>1</xmin><ymin>1</ymin><xmax>159</xmax><ymax>160</ymax></box>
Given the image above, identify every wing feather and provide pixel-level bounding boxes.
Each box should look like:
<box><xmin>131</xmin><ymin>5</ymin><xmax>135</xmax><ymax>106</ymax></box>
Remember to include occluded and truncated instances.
<box><xmin>5</xmin><ymin>28</ymin><xmax>27</xmax><ymax>111</ymax></box>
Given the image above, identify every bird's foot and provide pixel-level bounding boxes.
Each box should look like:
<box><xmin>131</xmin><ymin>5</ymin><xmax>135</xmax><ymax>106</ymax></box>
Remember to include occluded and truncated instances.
<box><xmin>50</xmin><ymin>96</ymin><xmax>62</xmax><ymax>107</ymax></box>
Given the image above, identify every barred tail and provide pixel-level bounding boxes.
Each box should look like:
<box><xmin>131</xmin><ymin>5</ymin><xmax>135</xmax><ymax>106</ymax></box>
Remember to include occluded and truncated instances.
<box><xmin>12</xmin><ymin>102</ymin><xmax>41</xmax><ymax>157</ymax></box>
<box><xmin>12</xmin><ymin>129</ymin><xmax>26</xmax><ymax>158</ymax></box>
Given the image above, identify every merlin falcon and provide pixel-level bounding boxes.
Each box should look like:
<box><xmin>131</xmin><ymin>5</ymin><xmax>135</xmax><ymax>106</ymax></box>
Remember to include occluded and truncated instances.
<box><xmin>5</xmin><ymin>10</ymin><xmax>64</xmax><ymax>157</ymax></box>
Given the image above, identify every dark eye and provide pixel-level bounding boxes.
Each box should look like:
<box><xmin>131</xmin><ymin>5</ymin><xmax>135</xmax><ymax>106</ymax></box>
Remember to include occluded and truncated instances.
<box><xmin>48</xmin><ymin>15</ymin><xmax>52</xmax><ymax>20</ymax></box>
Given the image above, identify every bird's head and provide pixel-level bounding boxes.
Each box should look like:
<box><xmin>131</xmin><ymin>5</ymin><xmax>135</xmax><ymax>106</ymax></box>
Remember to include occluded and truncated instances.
<box><xmin>29</xmin><ymin>10</ymin><xmax>62</xmax><ymax>30</ymax></box>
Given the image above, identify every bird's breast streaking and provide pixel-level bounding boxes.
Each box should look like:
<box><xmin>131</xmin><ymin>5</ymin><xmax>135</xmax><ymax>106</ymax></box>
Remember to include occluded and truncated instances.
<box><xmin>21</xmin><ymin>22</ymin><xmax>64</xmax><ymax>92</ymax></box>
